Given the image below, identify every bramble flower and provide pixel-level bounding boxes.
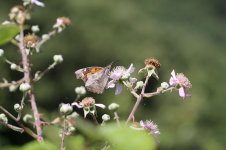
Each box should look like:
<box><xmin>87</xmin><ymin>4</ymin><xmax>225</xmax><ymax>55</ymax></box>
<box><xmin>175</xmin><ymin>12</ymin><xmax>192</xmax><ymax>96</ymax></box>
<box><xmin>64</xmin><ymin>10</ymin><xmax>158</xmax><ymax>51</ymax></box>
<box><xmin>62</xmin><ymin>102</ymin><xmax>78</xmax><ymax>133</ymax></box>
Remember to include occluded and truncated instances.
<box><xmin>107</xmin><ymin>64</ymin><xmax>135</xmax><ymax>95</ymax></box>
<box><xmin>23</xmin><ymin>34</ymin><xmax>38</xmax><ymax>49</ymax></box>
<box><xmin>169</xmin><ymin>70</ymin><xmax>192</xmax><ymax>98</ymax></box>
<box><xmin>72</xmin><ymin>97</ymin><xmax>105</xmax><ymax>117</ymax></box>
<box><xmin>140</xmin><ymin>120</ymin><xmax>160</xmax><ymax>136</ymax></box>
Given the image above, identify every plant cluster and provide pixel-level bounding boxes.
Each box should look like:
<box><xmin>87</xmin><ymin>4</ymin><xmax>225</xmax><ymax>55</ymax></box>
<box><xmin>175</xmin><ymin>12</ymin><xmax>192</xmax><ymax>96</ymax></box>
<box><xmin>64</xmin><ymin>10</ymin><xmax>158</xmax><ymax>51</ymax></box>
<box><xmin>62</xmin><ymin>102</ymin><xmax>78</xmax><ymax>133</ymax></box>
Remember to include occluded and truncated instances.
<box><xmin>0</xmin><ymin>1</ymin><xmax>192</xmax><ymax>149</ymax></box>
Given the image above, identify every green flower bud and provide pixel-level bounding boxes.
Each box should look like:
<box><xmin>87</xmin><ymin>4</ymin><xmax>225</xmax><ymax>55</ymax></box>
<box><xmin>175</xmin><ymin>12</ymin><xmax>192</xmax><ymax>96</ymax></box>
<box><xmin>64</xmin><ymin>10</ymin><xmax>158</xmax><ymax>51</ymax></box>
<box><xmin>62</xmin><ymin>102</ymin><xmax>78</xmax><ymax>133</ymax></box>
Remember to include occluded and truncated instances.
<box><xmin>53</xmin><ymin>55</ymin><xmax>63</xmax><ymax>64</ymax></box>
<box><xmin>102</xmin><ymin>114</ymin><xmax>110</xmax><ymax>121</ymax></box>
<box><xmin>14</xmin><ymin>103</ymin><xmax>22</xmax><ymax>112</ymax></box>
<box><xmin>0</xmin><ymin>113</ymin><xmax>8</xmax><ymax>124</ymax></box>
<box><xmin>59</xmin><ymin>103</ymin><xmax>73</xmax><ymax>116</ymax></box>
<box><xmin>108</xmin><ymin>103</ymin><xmax>119</xmax><ymax>111</ymax></box>
<box><xmin>23</xmin><ymin>114</ymin><xmax>33</xmax><ymax>123</ymax></box>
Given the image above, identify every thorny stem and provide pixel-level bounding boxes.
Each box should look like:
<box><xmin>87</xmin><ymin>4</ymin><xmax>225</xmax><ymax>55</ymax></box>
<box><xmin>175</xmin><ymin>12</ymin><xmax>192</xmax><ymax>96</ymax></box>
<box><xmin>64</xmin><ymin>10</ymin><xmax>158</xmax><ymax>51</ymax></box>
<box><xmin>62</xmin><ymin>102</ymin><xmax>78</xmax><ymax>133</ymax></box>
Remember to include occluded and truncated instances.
<box><xmin>144</xmin><ymin>87</ymin><xmax>175</xmax><ymax>98</ymax></box>
<box><xmin>126</xmin><ymin>75</ymin><xmax>150</xmax><ymax>124</ymax></box>
<box><xmin>0</xmin><ymin>106</ymin><xmax>38</xmax><ymax>139</ymax></box>
<box><xmin>60</xmin><ymin>117</ymin><xmax>66</xmax><ymax>150</ymax></box>
<box><xmin>19</xmin><ymin>25</ymin><xmax>43</xmax><ymax>142</ymax></box>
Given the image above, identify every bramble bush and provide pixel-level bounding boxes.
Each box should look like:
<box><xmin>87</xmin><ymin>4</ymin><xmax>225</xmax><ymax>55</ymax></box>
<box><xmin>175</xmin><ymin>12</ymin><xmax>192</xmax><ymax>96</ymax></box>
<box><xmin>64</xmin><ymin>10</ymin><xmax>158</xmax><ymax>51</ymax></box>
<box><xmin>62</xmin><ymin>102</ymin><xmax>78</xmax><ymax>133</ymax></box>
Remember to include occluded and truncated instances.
<box><xmin>0</xmin><ymin>1</ymin><xmax>192</xmax><ymax>150</ymax></box>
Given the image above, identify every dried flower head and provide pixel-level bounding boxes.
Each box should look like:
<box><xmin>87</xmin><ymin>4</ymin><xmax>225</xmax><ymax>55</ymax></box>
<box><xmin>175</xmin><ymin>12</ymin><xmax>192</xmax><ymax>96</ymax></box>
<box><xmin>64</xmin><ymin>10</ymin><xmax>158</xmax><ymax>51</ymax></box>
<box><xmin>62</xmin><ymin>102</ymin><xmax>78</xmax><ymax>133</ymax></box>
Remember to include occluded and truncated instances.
<box><xmin>169</xmin><ymin>70</ymin><xmax>192</xmax><ymax>98</ymax></box>
<box><xmin>53</xmin><ymin>17</ymin><xmax>71</xmax><ymax>32</ymax></box>
<box><xmin>23</xmin><ymin>34</ymin><xmax>38</xmax><ymax>48</ymax></box>
<box><xmin>144</xmin><ymin>58</ymin><xmax>161</xmax><ymax>69</ymax></box>
<box><xmin>9</xmin><ymin>5</ymin><xmax>27</xmax><ymax>24</ymax></box>
<box><xmin>80</xmin><ymin>97</ymin><xmax>95</xmax><ymax>107</ymax></box>
<box><xmin>72</xmin><ymin>97</ymin><xmax>105</xmax><ymax>118</ymax></box>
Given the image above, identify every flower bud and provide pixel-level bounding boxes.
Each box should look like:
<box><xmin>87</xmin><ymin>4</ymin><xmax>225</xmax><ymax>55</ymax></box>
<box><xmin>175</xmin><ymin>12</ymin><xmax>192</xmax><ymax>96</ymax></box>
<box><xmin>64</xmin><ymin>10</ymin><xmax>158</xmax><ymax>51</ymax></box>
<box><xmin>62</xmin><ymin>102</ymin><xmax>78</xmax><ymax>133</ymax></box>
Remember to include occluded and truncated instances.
<box><xmin>9</xmin><ymin>84</ymin><xmax>18</xmax><ymax>92</ymax></box>
<box><xmin>67</xmin><ymin>112</ymin><xmax>79</xmax><ymax>119</ymax></box>
<box><xmin>75</xmin><ymin>86</ymin><xmax>86</xmax><ymax>95</ymax></box>
<box><xmin>161</xmin><ymin>82</ymin><xmax>169</xmax><ymax>89</ymax></box>
<box><xmin>0</xmin><ymin>49</ymin><xmax>4</xmax><ymax>57</ymax></box>
<box><xmin>31</xmin><ymin>25</ymin><xmax>40</xmax><ymax>33</ymax></box>
<box><xmin>23</xmin><ymin>114</ymin><xmax>33</xmax><ymax>123</ymax></box>
<box><xmin>68</xmin><ymin>126</ymin><xmax>76</xmax><ymax>132</ymax></box>
<box><xmin>1</xmin><ymin>21</ymin><xmax>11</xmax><ymax>25</ymax></box>
<box><xmin>0</xmin><ymin>113</ymin><xmax>8</xmax><ymax>124</ymax></box>
<box><xmin>108</xmin><ymin>103</ymin><xmax>119</xmax><ymax>111</ymax></box>
<box><xmin>135</xmin><ymin>81</ymin><xmax>144</xmax><ymax>90</ymax></box>
<box><xmin>102</xmin><ymin>114</ymin><xmax>110</xmax><ymax>121</ymax></box>
<box><xmin>19</xmin><ymin>82</ymin><xmax>31</xmax><ymax>92</ymax></box>
<box><xmin>14</xmin><ymin>103</ymin><xmax>22</xmax><ymax>112</ymax></box>
<box><xmin>53</xmin><ymin>55</ymin><xmax>63</xmax><ymax>64</ymax></box>
<box><xmin>10</xmin><ymin>63</ymin><xmax>17</xmax><ymax>70</ymax></box>
<box><xmin>41</xmin><ymin>34</ymin><xmax>49</xmax><ymax>40</ymax></box>
<box><xmin>59</xmin><ymin>103</ymin><xmax>73</xmax><ymax>116</ymax></box>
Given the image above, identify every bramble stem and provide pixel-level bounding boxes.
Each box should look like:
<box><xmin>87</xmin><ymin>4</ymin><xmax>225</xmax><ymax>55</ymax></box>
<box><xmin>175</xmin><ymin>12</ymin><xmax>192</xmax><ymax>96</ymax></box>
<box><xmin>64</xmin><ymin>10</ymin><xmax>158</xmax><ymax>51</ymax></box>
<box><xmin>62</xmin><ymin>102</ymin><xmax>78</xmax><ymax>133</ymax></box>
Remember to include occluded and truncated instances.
<box><xmin>19</xmin><ymin>25</ymin><xmax>43</xmax><ymax>142</ymax></box>
<box><xmin>60</xmin><ymin>117</ymin><xmax>66</xmax><ymax>150</ymax></box>
<box><xmin>0</xmin><ymin>106</ymin><xmax>38</xmax><ymax>139</ymax></box>
<box><xmin>126</xmin><ymin>75</ymin><xmax>150</xmax><ymax>123</ymax></box>
<box><xmin>113</xmin><ymin>112</ymin><xmax>121</xmax><ymax>126</ymax></box>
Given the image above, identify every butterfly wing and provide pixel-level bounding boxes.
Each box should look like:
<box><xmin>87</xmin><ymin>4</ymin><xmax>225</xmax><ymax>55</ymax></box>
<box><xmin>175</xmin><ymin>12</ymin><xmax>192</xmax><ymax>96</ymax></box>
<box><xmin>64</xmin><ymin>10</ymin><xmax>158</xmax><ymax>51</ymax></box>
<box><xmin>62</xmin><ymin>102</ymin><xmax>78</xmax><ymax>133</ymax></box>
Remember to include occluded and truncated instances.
<box><xmin>75</xmin><ymin>64</ymin><xmax>111</xmax><ymax>94</ymax></box>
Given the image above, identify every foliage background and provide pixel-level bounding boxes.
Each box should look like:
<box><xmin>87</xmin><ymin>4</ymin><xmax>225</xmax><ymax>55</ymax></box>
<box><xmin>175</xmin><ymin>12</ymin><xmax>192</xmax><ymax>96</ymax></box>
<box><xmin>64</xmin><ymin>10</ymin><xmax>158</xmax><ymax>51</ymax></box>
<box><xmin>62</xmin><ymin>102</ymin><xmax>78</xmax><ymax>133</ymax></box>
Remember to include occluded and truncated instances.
<box><xmin>0</xmin><ymin>0</ymin><xmax>226</xmax><ymax>149</ymax></box>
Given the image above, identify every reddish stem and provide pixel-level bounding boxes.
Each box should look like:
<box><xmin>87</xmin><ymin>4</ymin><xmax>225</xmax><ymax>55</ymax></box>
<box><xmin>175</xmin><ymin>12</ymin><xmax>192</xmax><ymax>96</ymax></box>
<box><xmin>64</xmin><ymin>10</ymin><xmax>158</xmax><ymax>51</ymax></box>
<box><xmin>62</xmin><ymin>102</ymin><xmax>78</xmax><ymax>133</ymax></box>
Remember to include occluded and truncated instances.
<box><xmin>126</xmin><ymin>75</ymin><xmax>150</xmax><ymax>123</ymax></box>
<box><xmin>19</xmin><ymin>25</ymin><xmax>43</xmax><ymax>142</ymax></box>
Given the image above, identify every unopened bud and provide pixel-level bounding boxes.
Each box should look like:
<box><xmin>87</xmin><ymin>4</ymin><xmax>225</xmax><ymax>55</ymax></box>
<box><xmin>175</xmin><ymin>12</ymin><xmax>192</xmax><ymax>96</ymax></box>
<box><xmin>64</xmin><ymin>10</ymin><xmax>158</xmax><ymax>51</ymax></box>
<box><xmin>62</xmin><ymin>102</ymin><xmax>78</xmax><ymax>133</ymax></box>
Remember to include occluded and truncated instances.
<box><xmin>9</xmin><ymin>84</ymin><xmax>18</xmax><ymax>92</ymax></box>
<box><xmin>67</xmin><ymin>112</ymin><xmax>79</xmax><ymax>119</ymax></box>
<box><xmin>0</xmin><ymin>49</ymin><xmax>4</xmax><ymax>57</ymax></box>
<box><xmin>14</xmin><ymin>103</ymin><xmax>22</xmax><ymax>112</ymax></box>
<box><xmin>75</xmin><ymin>86</ymin><xmax>86</xmax><ymax>95</ymax></box>
<box><xmin>161</xmin><ymin>82</ymin><xmax>169</xmax><ymax>89</ymax></box>
<box><xmin>53</xmin><ymin>55</ymin><xmax>63</xmax><ymax>64</ymax></box>
<box><xmin>23</xmin><ymin>114</ymin><xmax>33</xmax><ymax>123</ymax></box>
<box><xmin>19</xmin><ymin>83</ymin><xmax>31</xmax><ymax>92</ymax></box>
<box><xmin>102</xmin><ymin>114</ymin><xmax>110</xmax><ymax>121</ymax></box>
<box><xmin>59</xmin><ymin>103</ymin><xmax>73</xmax><ymax>116</ymax></box>
<box><xmin>10</xmin><ymin>63</ymin><xmax>17</xmax><ymax>70</ymax></box>
<box><xmin>31</xmin><ymin>25</ymin><xmax>40</xmax><ymax>33</ymax></box>
<box><xmin>41</xmin><ymin>34</ymin><xmax>50</xmax><ymax>40</ymax></box>
<box><xmin>68</xmin><ymin>126</ymin><xmax>76</xmax><ymax>132</ymax></box>
<box><xmin>135</xmin><ymin>81</ymin><xmax>144</xmax><ymax>90</ymax></box>
<box><xmin>0</xmin><ymin>113</ymin><xmax>8</xmax><ymax>124</ymax></box>
<box><xmin>108</xmin><ymin>103</ymin><xmax>119</xmax><ymax>111</ymax></box>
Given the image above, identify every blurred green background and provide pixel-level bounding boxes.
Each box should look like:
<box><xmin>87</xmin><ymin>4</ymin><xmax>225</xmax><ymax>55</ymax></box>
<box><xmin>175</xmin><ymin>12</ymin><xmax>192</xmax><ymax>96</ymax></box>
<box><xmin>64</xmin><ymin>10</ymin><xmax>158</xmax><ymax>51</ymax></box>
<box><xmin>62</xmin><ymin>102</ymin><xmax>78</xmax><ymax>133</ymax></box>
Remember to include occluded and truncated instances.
<box><xmin>0</xmin><ymin>0</ymin><xmax>226</xmax><ymax>149</ymax></box>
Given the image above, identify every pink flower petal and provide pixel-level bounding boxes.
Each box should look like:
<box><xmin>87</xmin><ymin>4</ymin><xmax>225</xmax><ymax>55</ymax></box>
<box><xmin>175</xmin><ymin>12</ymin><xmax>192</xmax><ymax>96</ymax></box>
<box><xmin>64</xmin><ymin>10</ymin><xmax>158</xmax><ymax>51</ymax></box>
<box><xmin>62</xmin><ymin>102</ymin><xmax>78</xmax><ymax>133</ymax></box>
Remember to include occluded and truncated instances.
<box><xmin>115</xmin><ymin>84</ymin><xmax>123</xmax><ymax>95</ymax></box>
<box><xmin>179</xmin><ymin>87</ymin><xmax>186</xmax><ymax>98</ymax></box>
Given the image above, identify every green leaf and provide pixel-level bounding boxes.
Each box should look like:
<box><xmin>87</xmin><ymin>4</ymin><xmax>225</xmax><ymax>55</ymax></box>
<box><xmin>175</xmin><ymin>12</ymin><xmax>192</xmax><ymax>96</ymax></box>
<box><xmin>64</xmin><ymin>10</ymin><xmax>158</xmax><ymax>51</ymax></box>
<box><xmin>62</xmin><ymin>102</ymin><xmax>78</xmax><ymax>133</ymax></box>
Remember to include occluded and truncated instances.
<box><xmin>0</xmin><ymin>24</ymin><xmax>20</xmax><ymax>46</ymax></box>
<box><xmin>22</xmin><ymin>141</ymin><xmax>57</xmax><ymax>150</ymax></box>
<box><xmin>100</xmin><ymin>123</ymin><xmax>156</xmax><ymax>150</ymax></box>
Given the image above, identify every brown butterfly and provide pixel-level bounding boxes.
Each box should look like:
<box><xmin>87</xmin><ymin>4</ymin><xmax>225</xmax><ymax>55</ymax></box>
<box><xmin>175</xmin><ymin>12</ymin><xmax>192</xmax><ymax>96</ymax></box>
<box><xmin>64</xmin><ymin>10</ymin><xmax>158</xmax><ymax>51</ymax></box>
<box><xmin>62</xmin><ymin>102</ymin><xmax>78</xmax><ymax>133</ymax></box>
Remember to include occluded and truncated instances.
<box><xmin>75</xmin><ymin>64</ymin><xmax>112</xmax><ymax>94</ymax></box>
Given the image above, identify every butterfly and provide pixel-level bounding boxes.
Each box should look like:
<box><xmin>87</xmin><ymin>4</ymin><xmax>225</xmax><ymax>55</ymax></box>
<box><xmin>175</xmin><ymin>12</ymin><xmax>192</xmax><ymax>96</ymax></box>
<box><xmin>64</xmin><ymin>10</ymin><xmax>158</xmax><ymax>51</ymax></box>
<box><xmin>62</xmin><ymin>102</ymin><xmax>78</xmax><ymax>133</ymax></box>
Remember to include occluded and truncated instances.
<box><xmin>75</xmin><ymin>64</ymin><xmax>112</xmax><ymax>94</ymax></box>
